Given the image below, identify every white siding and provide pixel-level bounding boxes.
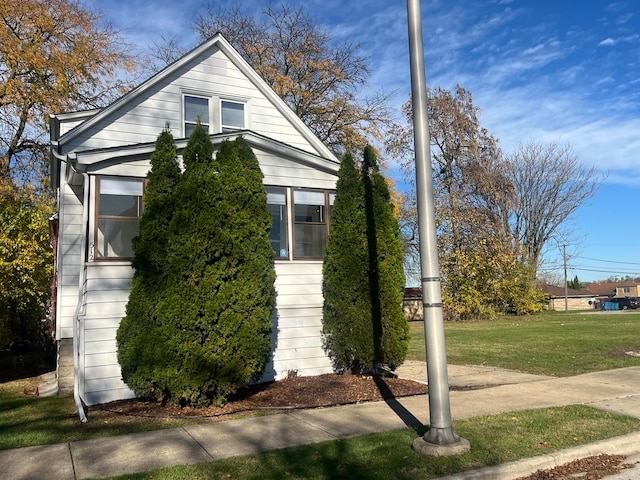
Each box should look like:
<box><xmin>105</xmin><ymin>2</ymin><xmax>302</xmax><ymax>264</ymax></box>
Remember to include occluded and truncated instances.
<box><xmin>78</xmin><ymin>260</ymin><xmax>333</xmax><ymax>405</ymax></box>
<box><xmin>80</xmin><ymin>265</ymin><xmax>135</xmax><ymax>406</ymax></box>
<box><xmin>56</xmin><ymin>183</ymin><xmax>84</xmax><ymax>339</ymax></box>
<box><xmin>87</xmin><ymin>158</ymin><xmax>151</xmax><ymax>178</ymax></box>
<box><xmin>62</xmin><ymin>48</ymin><xmax>321</xmax><ymax>158</ymax></box>
<box><xmin>60</xmin><ymin>119</ymin><xmax>85</xmax><ymax>136</ymax></box>
<box><xmin>259</xmin><ymin>151</ymin><xmax>336</xmax><ymax>189</ymax></box>
<box><xmin>269</xmin><ymin>262</ymin><xmax>333</xmax><ymax>380</ymax></box>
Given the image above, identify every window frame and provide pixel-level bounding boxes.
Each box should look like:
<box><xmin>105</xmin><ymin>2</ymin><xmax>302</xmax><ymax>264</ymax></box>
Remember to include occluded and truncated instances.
<box><xmin>93</xmin><ymin>176</ymin><xmax>145</xmax><ymax>261</ymax></box>
<box><xmin>220</xmin><ymin>99</ymin><xmax>246</xmax><ymax>132</ymax></box>
<box><xmin>183</xmin><ymin>94</ymin><xmax>211</xmax><ymax>137</ymax></box>
<box><xmin>266</xmin><ymin>186</ymin><xmax>290</xmax><ymax>260</ymax></box>
<box><xmin>291</xmin><ymin>188</ymin><xmax>335</xmax><ymax>260</ymax></box>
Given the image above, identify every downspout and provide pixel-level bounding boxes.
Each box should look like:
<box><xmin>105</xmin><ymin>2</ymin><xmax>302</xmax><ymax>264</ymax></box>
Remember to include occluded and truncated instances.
<box><xmin>72</xmin><ymin>168</ymin><xmax>90</xmax><ymax>423</ymax></box>
<box><xmin>51</xmin><ymin>146</ymin><xmax>89</xmax><ymax>423</ymax></box>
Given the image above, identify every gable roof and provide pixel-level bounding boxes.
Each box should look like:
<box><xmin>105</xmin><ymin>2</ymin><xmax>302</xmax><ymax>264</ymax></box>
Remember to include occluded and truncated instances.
<box><xmin>54</xmin><ymin>32</ymin><xmax>336</xmax><ymax>162</ymax></box>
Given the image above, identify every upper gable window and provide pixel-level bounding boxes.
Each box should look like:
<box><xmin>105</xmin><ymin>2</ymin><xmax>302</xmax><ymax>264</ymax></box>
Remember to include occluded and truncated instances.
<box><xmin>221</xmin><ymin>100</ymin><xmax>245</xmax><ymax>132</ymax></box>
<box><xmin>95</xmin><ymin>177</ymin><xmax>144</xmax><ymax>259</ymax></box>
<box><xmin>184</xmin><ymin>95</ymin><xmax>210</xmax><ymax>137</ymax></box>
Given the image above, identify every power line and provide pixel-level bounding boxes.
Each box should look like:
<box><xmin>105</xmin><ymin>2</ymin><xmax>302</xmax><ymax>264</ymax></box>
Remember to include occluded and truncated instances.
<box><xmin>577</xmin><ymin>256</ymin><xmax>640</xmax><ymax>266</ymax></box>
<box><xmin>570</xmin><ymin>266</ymin><xmax>640</xmax><ymax>275</ymax></box>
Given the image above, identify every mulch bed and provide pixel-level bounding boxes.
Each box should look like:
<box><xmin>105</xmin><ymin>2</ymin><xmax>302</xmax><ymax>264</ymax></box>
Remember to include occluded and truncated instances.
<box><xmin>98</xmin><ymin>373</ymin><xmax>428</xmax><ymax>419</ymax></box>
<box><xmin>515</xmin><ymin>454</ymin><xmax>634</xmax><ymax>479</ymax></box>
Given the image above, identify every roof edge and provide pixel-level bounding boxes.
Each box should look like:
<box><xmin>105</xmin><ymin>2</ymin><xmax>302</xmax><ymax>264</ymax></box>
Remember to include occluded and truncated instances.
<box><xmin>71</xmin><ymin>130</ymin><xmax>339</xmax><ymax>175</ymax></box>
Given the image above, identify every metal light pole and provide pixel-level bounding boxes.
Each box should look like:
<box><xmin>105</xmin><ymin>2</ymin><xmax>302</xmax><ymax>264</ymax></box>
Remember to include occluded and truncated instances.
<box><xmin>563</xmin><ymin>245</ymin><xmax>568</xmax><ymax>312</ymax></box>
<box><xmin>406</xmin><ymin>0</ymin><xmax>470</xmax><ymax>455</ymax></box>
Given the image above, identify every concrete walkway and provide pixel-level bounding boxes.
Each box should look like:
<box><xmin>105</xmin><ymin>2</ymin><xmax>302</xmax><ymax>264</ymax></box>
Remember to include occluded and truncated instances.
<box><xmin>2</xmin><ymin>363</ymin><xmax>640</xmax><ymax>480</ymax></box>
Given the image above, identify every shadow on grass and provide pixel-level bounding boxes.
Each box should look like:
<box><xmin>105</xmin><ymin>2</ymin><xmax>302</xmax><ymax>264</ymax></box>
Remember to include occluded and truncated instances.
<box><xmin>0</xmin><ymin>351</ymin><xmax>54</xmax><ymax>383</ymax></box>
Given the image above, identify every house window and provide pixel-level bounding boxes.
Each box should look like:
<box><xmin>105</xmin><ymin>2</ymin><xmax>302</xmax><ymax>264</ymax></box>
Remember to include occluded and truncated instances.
<box><xmin>221</xmin><ymin>100</ymin><xmax>244</xmax><ymax>132</ymax></box>
<box><xmin>184</xmin><ymin>95</ymin><xmax>210</xmax><ymax>136</ymax></box>
<box><xmin>96</xmin><ymin>177</ymin><xmax>144</xmax><ymax>259</ymax></box>
<box><xmin>293</xmin><ymin>189</ymin><xmax>334</xmax><ymax>258</ymax></box>
<box><xmin>267</xmin><ymin>187</ymin><xmax>288</xmax><ymax>259</ymax></box>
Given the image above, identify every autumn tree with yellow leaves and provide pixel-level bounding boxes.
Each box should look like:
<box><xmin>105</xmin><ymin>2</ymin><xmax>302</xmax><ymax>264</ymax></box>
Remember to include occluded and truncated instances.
<box><xmin>388</xmin><ymin>86</ymin><xmax>545</xmax><ymax>319</ymax></box>
<box><xmin>0</xmin><ymin>179</ymin><xmax>54</xmax><ymax>347</ymax></box>
<box><xmin>1</xmin><ymin>0</ymin><xmax>138</xmax><ymax>345</ymax></box>
<box><xmin>1</xmin><ymin>0</ymin><xmax>137</xmax><ymax>188</ymax></box>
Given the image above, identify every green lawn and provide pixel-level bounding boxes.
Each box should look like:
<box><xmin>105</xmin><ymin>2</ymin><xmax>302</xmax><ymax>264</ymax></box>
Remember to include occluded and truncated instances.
<box><xmin>408</xmin><ymin>310</ymin><xmax>640</xmax><ymax>376</ymax></box>
<box><xmin>0</xmin><ymin>376</ymin><xmax>199</xmax><ymax>451</ymax></box>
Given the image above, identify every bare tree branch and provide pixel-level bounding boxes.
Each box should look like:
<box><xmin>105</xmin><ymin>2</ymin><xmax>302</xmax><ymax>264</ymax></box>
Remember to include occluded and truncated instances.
<box><xmin>506</xmin><ymin>140</ymin><xmax>607</xmax><ymax>270</ymax></box>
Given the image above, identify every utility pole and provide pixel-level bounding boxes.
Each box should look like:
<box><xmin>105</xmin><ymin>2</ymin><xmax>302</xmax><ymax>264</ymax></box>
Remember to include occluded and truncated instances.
<box><xmin>406</xmin><ymin>0</ymin><xmax>469</xmax><ymax>456</ymax></box>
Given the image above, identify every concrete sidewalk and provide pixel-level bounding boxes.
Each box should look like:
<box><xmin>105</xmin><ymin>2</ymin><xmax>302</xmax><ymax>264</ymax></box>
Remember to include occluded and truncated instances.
<box><xmin>2</xmin><ymin>364</ymin><xmax>640</xmax><ymax>480</ymax></box>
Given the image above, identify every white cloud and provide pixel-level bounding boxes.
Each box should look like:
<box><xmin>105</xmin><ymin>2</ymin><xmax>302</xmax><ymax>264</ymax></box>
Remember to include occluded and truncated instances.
<box><xmin>616</xmin><ymin>12</ymin><xmax>634</xmax><ymax>24</ymax></box>
<box><xmin>598</xmin><ymin>34</ymin><xmax>640</xmax><ymax>46</ymax></box>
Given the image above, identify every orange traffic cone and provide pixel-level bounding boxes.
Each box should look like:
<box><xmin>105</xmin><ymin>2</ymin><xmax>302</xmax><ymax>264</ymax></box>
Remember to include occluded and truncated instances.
<box><xmin>34</xmin><ymin>387</ymin><xmax>39</xmax><ymax>397</ymax></box>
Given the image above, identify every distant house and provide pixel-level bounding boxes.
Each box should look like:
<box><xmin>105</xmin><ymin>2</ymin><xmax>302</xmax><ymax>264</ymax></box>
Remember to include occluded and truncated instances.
<box><xmin>586</xmin><ymin>281</ymin><xmax>640</xmax><ymax>299</ymax></box>
<box><xmin>540</xmin><ymin>284</ymin><xmax>597</xmax><ymax>311</ymax></box>
<box><xmin>403</xmin><ymin>287</ymin><xmax>423</xmax><ymax>321</ymax></box>
<box><xmin>49</xmin><ymin>34</ymin><xmax>340</xmax><ymax>408</ymax></box>
<box><xmin>613</xmin><ymin>283</ymin><xmax>640</xmax><ymax>298</ymax></box>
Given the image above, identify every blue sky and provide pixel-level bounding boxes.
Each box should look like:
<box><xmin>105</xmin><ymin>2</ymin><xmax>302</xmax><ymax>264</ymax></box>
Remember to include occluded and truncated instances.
<box><xmin>90</xmin><ymin>0</ymin><xmax>640</xmax><ymax>284</ymax></box>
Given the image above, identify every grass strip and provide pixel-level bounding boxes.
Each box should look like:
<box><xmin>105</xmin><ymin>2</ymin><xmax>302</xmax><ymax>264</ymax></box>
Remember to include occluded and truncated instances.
<box><xmin>99</xmin><ymin>405</ymin><xmax>640</xmax><ymax>480</ymax></box>
<box><xmin>0</xmin><ymin>377</ymin><xmax>197</xmax><ymax>450</ymax></box>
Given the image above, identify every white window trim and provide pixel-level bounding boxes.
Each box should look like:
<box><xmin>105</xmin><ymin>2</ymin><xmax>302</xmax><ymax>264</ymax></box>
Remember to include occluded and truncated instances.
<box><xmin>182</xmin><ymin>91</ymin><xmax>250</xmax><ymax>136</ymax></box>
<box><xmin>291</xmin><ymin>188</ymin><xmax>335</xmax><ymax>260</ymax></box>
<box><xmin>91</xmin><ymin>175</ymin><xmax>145</xmax><ymax>261</ymax></box>
<box><xmin>182</xmin><ymin>93</ymin><xmax>212</xmax><ymax>137</ymax></box>
<box><xmin>219</xmin><ymin>98</ymin><xmax>249</xmax><ymax>132</ymax></box>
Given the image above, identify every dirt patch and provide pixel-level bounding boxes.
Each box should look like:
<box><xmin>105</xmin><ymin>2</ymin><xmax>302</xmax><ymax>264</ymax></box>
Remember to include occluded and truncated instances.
<box><xmin>98</xmin><ymin>373</ymin><xmax>429</xmax><ymax>420</ymax></box>
<box><xmin>606</xmin><ymin>346</ymin><xmax>640</xmax><ymax>358</ymax></box>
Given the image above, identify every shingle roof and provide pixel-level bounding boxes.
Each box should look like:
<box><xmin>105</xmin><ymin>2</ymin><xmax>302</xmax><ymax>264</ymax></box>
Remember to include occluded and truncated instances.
<box><xmin>539</xmin><ymin>284</ymin><xmax>592</xmax><ymax>297</ymax></box>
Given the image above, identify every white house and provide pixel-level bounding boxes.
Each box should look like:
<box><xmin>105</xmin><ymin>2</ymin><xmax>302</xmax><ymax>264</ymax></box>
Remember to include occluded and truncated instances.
<box><xmin>49</xmin><ymin>33</ymin><xmax>340</xmax><ymax>415</ymax></box>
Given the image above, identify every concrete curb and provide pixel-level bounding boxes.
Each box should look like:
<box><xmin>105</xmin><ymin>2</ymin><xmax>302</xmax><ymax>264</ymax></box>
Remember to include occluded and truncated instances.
<box><xmin>437</xmin><ymin>431</ymin><xmax>640</xmax><ymax>479</ymax></box>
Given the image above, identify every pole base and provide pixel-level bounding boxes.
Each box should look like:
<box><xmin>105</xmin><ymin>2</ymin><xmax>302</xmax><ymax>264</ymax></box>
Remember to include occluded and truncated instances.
<box><xmin>412</xmin><ymin>434</ymin><xmax>470</xmax><ymax>457</ymax></box>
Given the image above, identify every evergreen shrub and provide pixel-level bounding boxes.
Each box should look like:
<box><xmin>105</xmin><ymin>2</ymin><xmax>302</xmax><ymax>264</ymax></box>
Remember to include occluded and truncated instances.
<box><xmin>322</xmin><ymin>146</ymin><xmax>408</xmax><ymax>374</ymax></box>
<box><xmin>118</xmin><ymin>124</ymin><xmax>276</xmax><ymax>406</ymax></box>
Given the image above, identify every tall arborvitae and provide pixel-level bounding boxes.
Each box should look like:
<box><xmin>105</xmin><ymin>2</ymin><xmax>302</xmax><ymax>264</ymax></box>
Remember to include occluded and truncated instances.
<box><xmin>322</xmin><ymin>147</ymin><xmax>408</xmax><ymax>374</ymax></box>
<box><xmin>156</xmin><ymin>128</ymin><xmax>275</xmax><ymax>406</ymax></box>
<box><xmin>322</xmin><ymin>151</ymin><xmax>370</xmax><ymax>373</ymax></box>
<box><xmin>117</xmin><ymin>125</ymin><xmax>181</xmax><ymax>400</ymax></box>
<box><xmin>363</xmin><ymin>145</ymin><xmax>408</xmax><ymax>370</ymax></box>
